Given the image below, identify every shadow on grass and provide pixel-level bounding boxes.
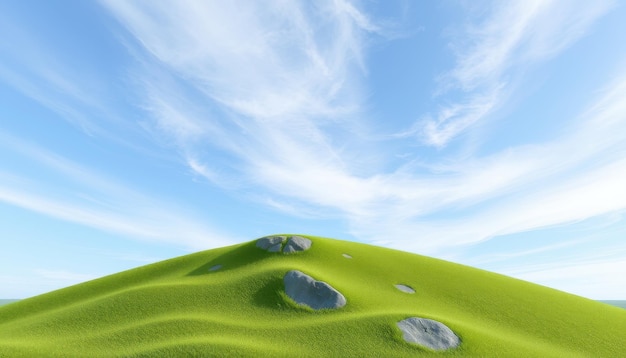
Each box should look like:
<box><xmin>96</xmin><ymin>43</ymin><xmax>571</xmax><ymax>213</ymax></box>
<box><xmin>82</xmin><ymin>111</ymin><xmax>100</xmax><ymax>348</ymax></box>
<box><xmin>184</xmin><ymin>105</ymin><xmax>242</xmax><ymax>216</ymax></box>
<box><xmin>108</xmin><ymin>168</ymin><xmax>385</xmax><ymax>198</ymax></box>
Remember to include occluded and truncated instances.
<box><xmin>251</xmin><ymin>276</ymin><xmax>292</xmax><ymax>310</ymax></box>
<box><xmin>187</xmin><ymin>241</ymin><xmax>277</xmax><ymax>276</ymax></box>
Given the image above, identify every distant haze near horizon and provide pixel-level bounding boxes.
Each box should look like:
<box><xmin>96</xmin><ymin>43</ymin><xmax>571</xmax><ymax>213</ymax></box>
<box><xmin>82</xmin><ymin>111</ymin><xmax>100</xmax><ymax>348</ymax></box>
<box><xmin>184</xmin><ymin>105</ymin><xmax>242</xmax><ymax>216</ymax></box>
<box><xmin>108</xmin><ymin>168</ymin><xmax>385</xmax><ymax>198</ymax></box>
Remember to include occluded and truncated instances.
<box><xmin>1</xmin><ymin>1</ymin><xmax>626</xmax><ymax>300</ymax></box>
<box><xmin>599</xmin><ymin>301</ymin><xmax>626</xmax><ymax>309</ymax></box>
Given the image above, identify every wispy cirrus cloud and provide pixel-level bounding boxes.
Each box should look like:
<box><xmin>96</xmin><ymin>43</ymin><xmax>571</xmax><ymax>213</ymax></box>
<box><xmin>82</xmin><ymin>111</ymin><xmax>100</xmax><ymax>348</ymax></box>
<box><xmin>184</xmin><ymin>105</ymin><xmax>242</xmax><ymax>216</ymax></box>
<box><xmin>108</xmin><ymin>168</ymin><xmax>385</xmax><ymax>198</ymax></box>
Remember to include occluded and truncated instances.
<box><xmin>0</xmin><ymin>133</ymin><xmax>237</xmax><ymax>250</ymax></box>
<box><xmin>101</xmin><ymin>0</ymin><xmax>383</xmax><ymax>200</ymax></box>
<box><xmin>33</xmin><ymin>269</ymin><xmax>98</xmax><ymax>283</ymax></box>
<box><xmin>100</xmin><ymin>0</ymin><xmax>626</xmax><ymax>259</ymax></box>
<box><xmin>359</xmin><ymin>69</ymin><xmax>626</xmax><ymax>253</ymax></box>
<box><xmin>502</xmin><ymin>248</ymin><xmax>626</xmax><ymax>299</ymax></box>
<box><xmin>419</xmin><ymin>86</ymin><xmax>502</xmax><ymax>147</ymax></box>
<box><xmin>103</xmin><ymin>0</ymin><xmax>375</xmax><ymax>119</ymax></box>
<box><xmin>0</xmin><ymin>270</ymin><xmax>99</xmax><ymax>298</ymax></box>
<box><xmin>414</xmin><ymin>0</ymin><xmax>614</xmax><ymax>147</ymax></box>
<box><xmin>102</xmin><ymin>1</ymin><xmax>539</xmax><ymax>223</ymax></box>
<box><xmin>0</xmin><ymin>9</ymin><xmax>149</xmax><ymax>152</ymax></box>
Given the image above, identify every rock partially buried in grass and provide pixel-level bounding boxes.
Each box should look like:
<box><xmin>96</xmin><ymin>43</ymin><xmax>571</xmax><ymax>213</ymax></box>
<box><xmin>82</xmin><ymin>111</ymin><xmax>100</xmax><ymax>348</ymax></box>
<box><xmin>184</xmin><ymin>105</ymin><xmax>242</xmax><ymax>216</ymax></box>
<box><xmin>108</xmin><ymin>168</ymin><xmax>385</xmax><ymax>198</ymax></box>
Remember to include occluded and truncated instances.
<box><xmin>284</xmin><ymin>270</ymin><xmax>346</xmax><ymax>310</ymax></box>
<box><xmin>394</xmin><ymin>284</ymin><xmax>415</xmax><ymax>294</ymax></box>
<box><xmin>208</xmin><ymin>264</ymin><xmax>222</xmax><ymax>272</ymax></box>
<box><xmin>283</xmin><ymin>236</ymin><xmax>312</xmax><ymax>253</ymax></box>
<box><xmin>256</xmin><ymin>235</ymin><xmax>312</xmax><ymax>254</ymax></box>
<box><xmin>342</xmin><ymin>253</ymin><xmax>352</xmax><ymax>259</ymax></box>
<box><xmin>397</xmin><ymin>317</ymin><xmax>460</xmax><ymax>351</ymax></box>
<box><xmin>256</xmin><ymin>236</ymin><xmax>286</xmax><ymax>251</ymax></box>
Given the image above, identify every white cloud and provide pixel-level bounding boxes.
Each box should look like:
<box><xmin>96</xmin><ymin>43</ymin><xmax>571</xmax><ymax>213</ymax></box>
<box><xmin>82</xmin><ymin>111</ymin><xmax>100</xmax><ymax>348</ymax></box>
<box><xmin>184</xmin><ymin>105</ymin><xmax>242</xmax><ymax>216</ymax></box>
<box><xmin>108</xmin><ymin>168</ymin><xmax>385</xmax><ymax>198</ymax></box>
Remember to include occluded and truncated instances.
<box><xmin>0</xmin><ymin>271</ymin><xmax>100</xmax><ymax>298</ymax></box>
<box><xmin>99</xmin><ymin>250</ymin><xmax>164</xmax><ymax>264</ymax></box>
<box><xmin>102</xmin><ymin>0</ymin><xmax>374</xmax><ymax>120</ymax></box>
<box><xmin>504</xmin><ymin>256</ymin><xmax>626</xmax><ymax>300</ymax></box>
<box><xmin>99</xmin><ymin>1</ymin><xmax>626</xmax><ymax>262</ymax></box>
<box><xmin>354</xmin><ymin>71</ymin><xmax>626</xmax><ymax>254</ymax></box>
<box><xmin>416</xmin><ymin>0</ymin><xmax>614</xmax><ymax>147</ymax></box>
<box><xmin>33</xmin><ymin>269</ymin><xmax>98</xmax><ymax>283</ymax></box>
<box><xmin>0</xmin><ymin>11</ymin><xmax>119</xmax><ymax>137</ymax></box>
<box><xmin>467</xmin><ymin>239</ymin><xmax>591</xmax><ymax>267</ymax></box>
<box><xmin>100</xmin><ymin>0</ymin><xmax>382</xmax><ymax>198</ymax></box>
<box><xmin>420</xmin><ymin>86</ymin><xmax>501</xmax><ymax>147</ymax></box>
<box><xmin>0</xmin><ymin>134</ymin><xmax>237</xmax><ymax>250</ymax></box>
<box><xmin>100</xmin><ymin>0</ymin><xmax>387</xmax><ymax>208</ymax></box>
<box><xmin>99</xmin><ymin>0</ymin><xmax>626</xmax><ymax>260</ymax></box>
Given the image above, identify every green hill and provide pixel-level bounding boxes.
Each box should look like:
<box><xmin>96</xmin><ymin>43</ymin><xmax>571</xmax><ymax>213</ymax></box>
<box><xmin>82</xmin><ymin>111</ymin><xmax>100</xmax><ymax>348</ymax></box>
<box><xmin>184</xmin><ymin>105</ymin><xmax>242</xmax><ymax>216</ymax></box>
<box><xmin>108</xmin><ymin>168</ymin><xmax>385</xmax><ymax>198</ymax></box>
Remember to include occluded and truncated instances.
<box><xmin>0</xmin><ymin>235</ymin><xmax>624</xmax><ymax>357</ymax></box>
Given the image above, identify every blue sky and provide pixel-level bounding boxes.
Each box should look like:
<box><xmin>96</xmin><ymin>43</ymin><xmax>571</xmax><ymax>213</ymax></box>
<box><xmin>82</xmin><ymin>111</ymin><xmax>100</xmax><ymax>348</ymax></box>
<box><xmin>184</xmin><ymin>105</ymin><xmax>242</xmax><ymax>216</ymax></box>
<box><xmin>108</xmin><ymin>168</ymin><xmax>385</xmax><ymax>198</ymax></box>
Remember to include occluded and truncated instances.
<box><xmin>1</xmin><ymin>0</ymin><xmax>626</xmax><ymax>300</ymax></box>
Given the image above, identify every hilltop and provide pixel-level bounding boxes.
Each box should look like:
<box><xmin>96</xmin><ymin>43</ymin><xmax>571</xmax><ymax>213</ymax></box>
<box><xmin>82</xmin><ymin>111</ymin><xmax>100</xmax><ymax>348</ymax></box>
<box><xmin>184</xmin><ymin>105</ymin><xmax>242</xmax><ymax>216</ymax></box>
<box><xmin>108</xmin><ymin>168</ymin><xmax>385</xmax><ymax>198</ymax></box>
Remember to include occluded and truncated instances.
<box><xmin>0</xmin><ymin>235</ymin><xmax>624</xmax><ymax>357</ymax></box>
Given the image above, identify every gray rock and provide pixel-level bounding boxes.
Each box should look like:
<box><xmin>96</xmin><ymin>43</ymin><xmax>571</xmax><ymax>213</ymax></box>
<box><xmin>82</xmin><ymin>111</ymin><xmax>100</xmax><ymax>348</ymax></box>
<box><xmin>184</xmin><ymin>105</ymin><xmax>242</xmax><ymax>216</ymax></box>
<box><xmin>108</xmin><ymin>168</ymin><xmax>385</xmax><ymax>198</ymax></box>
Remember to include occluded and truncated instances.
<box><xmin>397</xmin><ymin>317</ymin><xmax>460</xmax><ymax>351</ymax></box>
<box><xmin>284</xmin><ymin>270</ymin><xmax>346</xmax><ymax>310</ymax></box>
<box><xmin>209</xmin><ymin>264</ymin><xmax>222</xmax><ymax>271</ymax></box>
<box><xmin>256</xmin><ymin>236</ymin><xmax>286</xmax><ymax>251</ymax></box>
<box><xmin>283</xmin><ymin>236</ymin><xmax>312</xmax><ymax>253</ymax></box>
<box><xmin>394</xmin><ymin>284</ymin><xmax>415</xmax><ymax>294</ymax></box>
<box><xmin>268</xmin><ymin>243</ymin><xmax>283</xmax><ymax>252</ymax></box>
<box><xmin>342</xmin><ymin>253</ymin><xmax>352</xmax><ymax>259</ymax></box>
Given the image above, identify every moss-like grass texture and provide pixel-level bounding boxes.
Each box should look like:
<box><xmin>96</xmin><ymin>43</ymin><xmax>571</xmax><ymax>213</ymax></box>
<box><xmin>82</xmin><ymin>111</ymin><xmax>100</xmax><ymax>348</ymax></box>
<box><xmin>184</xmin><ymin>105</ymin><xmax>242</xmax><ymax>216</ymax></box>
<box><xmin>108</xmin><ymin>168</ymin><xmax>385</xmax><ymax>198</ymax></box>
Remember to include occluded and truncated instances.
<box><xmin>0</xmin><ymin>235</ymin><xmax>624</xmax><ymax>357</ymax></box>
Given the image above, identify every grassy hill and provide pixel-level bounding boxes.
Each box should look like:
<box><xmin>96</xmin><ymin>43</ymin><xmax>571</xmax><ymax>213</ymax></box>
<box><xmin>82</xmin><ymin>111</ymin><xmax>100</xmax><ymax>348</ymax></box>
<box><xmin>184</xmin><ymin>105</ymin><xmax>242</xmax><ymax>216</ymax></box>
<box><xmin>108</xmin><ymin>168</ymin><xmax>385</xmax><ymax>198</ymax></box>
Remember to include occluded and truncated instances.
<box><xmin>0</xmin><ymin>235</ymin><xmax>624</xmax><ymax>357</ymax></box>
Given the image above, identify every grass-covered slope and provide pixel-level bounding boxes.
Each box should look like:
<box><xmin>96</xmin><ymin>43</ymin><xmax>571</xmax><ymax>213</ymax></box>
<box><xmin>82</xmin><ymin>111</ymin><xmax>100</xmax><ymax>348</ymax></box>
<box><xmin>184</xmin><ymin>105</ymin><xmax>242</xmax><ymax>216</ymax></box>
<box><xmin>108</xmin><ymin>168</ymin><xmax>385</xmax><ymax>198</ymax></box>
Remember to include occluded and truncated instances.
<box><xmin>0</xmin><ymin>235</ymin><xmax>624</xmax><ymax>357</ymax></box>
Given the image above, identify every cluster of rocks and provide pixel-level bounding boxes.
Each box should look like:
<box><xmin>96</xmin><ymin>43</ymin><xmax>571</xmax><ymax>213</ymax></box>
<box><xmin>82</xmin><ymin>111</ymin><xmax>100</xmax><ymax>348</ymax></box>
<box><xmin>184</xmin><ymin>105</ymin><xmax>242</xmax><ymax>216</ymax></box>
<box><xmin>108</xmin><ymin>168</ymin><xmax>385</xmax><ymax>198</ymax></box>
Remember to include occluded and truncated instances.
<box><xmin>256</xmin><ymin>235</ymin><xmax>312</xmax><ymax>254</ymax></box>
<box><xmin>253</xmin><ymin>235</ymin><xmax>460</xmax><ymax>351</ymax></box>
<box><xmin>257</xmin><ymin>236</ymin><xmax>345</xmax><ymax>310</ymax></box>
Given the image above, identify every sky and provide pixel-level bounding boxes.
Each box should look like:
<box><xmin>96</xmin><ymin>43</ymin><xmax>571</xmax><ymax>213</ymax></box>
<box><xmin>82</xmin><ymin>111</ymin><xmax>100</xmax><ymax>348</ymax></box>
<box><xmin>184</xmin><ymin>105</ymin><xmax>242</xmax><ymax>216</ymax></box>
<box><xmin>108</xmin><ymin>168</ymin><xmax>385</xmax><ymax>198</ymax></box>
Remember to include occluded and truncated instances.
<box><xmin>1</xmin><ymin>0</ymin><xmax>625</xmax><ymax>300</ymax></box>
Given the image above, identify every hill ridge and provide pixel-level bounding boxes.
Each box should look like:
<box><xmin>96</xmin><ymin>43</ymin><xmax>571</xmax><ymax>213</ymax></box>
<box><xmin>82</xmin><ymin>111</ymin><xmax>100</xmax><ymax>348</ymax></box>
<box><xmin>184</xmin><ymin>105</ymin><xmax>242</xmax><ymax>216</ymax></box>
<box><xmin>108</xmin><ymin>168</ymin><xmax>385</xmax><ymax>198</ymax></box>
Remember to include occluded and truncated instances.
<box><xmin>0</xmin><ymin>235</ymin><xmax>624</xmax><ymax>357</ymax></box>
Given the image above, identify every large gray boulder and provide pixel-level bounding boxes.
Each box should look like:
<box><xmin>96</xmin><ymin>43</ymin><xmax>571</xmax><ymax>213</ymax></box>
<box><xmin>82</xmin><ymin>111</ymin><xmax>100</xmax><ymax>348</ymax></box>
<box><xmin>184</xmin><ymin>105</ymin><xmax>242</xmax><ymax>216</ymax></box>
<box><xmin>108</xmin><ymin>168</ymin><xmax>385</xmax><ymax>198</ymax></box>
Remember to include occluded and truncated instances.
<box><xmin>397</xmin><ymin>317</ymin><xmax>460</xmax><ymax>351</ymax></box>
<box><xmin>283</xmin><ymin>236</ymin><xmax>312</xmax><ymax>253</ymax></box>
<box><xmin>284</xmin><ymin>270</ymin><xmax>346</xmax><ymax>310</ymax></box>
<box><xmin>256</xmin><ymin>236</ymin><xmax>286</xmax><ymax>251</ymax></box>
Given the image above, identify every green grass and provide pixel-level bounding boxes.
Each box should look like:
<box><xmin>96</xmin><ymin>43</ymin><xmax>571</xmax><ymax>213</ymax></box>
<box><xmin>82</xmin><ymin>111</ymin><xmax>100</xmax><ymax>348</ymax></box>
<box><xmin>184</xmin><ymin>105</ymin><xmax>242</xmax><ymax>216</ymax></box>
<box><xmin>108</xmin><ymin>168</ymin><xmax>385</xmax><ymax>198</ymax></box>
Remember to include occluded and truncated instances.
<box><xmin>0</xmin><ymin>235</ymin><xmax>624</xmax><ymax>357</ymax></box>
